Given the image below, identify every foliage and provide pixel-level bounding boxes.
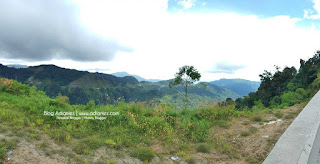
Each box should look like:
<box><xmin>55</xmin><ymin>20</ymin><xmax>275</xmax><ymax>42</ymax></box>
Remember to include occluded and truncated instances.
<box><xmin>0</xmin><ymin>77</ymin><xmax>309</xmax><ymax>162</ymax></box>
<box><xmin>130</xmin><ymin>147</ymin><xmax>156</xmax><ymax>162</ymax></box>
<box><xmin>169</xmin><ymin>65</ymin><xmax>201</xmax><ymax>110</ymax></box>
<box><xmin>196</xmin><ymin>143</ymin><xmax>210</xmax><ymax>153</ymax></box>
<box><xmin>236</xmin><ymin>51</ymin><xmax>320</xmax><ymax>110</ymax></box>
<box><xmin>0</xmin><ymin>64</ymin><xmax>240</xmax><ymax>109</ymax></box>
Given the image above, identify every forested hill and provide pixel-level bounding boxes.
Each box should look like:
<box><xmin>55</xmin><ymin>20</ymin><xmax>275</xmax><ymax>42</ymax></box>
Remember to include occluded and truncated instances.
<box><xmin>0</xmin><ymin>64</ymin><xmax>240</xmax><ymax>108</ymax></box>
<box><xmin>235</xmin><ymin>51</ymin><xmax>320</xmax><ymax>110</ymax></box>
<box><xmin>210</xmin><ymin>78</ymin><xmax>260</xmax><ymax>96</ymax></box>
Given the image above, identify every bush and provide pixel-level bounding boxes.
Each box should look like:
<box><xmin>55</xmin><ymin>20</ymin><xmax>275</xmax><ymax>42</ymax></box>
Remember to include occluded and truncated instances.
<box><xmin>73</xmin><ymin>142</ymin><xmax>90</xmax><ymax>155</ymax></box>
<box><xmin>196</xmin><ymin>144</ymin><xmax>210</xmax><ymax>153</ymax></box>
<box><xmin>188</xmin><ymin>120</ymin><xmax>210</xmax><ymax>142</ymax></box>
<box><xmin>274</xmin><ymin>111</ymin><xmax>283</xmax><ymax>119</ymax></box>
<box><xmin>0</xmin><ymin>142</ymin><xmax>7</xmax><ymax>161</ymax></box>
<box><xmin>240</xmin><ymin>130</ymin><xmax>250</xmax><ymax>137</ymax></box>
<box><xmin>82</xmin><ymin>136</ymin><xmax>104</xmax><ymax>150</ymax></box>
<box><xmin>295</xmin><ymin>88</ymin><xmax>307</xmax><ymax>99</ymax></box>
<box><xmin>186</xmin><ymin>157</ymin><xmax>196</xmax><ymax>164</ymax></box>
<box><xmin>285</xmin><ymin>113</ymin><xmax>295</xmax><ymax>119</ymax></box>
<box><xmin>281</xmin><ymin>92</ymin><xmax>301</xmax><ymax>106</ymax></box>
<box><xmin>251</xmin><ymin>115</ymin><xmax>262</xmax><ymax>122</ymax></box>
<box><xmin>130</xmin><ymin>147</ymin><xmax>156</xmax><ymax>162</ymax></box>
<box><xmin>213</xmin><ymin>120</ymin><xmax>230</xmax><ymax>128</ymax></box>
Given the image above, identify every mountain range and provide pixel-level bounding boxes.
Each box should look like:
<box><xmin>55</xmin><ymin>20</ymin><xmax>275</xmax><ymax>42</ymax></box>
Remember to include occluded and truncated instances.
<box><xmin>111</xmin><ymin>72</ymin><xmax>161</xmax><ymax>82</ymax></box>
<box><xmin>0</xmin><ymin>64</ymin><xmax>259</xmax><ymax>108</ymax></box>
<box><xmin>210</xmin><ymin>78</ymin><xmax>260</xmax><ymax>96</ymax></box>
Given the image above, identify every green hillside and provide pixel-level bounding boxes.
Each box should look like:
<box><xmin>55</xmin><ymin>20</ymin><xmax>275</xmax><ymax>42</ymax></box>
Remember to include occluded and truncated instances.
<box><xmin>235</xmin><ymin>51</ymin><xmax>320</xmax><ymax>110</ymax></box>
<box><xmin>1</xmin><ymin>52</ymin><xmax>320</xmax><ymax>163</ymax></box>
<box><xmin>0</xmin><ymin>64</ymin><xmax>240</xmax><ymax>109</ymax></box>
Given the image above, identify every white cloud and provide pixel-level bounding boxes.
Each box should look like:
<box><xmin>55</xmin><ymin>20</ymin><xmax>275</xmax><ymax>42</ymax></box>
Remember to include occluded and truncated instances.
<box><xmin>178</xmin><ymin>0</ymin><xmax>197</xmax><ymax>9</ymax></box>
<box><xmin>3</xmin><ymin>0</ymin><xmax>320</xmax><ymax>82</ymax></box>
<box><xmin>64</xmin><ymin>3</ymin><xmax>320</xmax><ymax>81</ymax></box>
<box><xmin>314</xmin><ymin>0</ymin><xmax>320</xmax><ymax>13</ymax></box>
<box><xmin>304</xmin><ymin>0</ymin><xmax>320</xmax><ymax>19</ymax></box>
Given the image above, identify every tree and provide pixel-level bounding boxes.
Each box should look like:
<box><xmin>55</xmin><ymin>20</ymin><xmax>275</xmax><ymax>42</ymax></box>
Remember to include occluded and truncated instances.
<box><xmin>169</xmin><ymin>65</ymin><xmax>201</xmax><ymax>110</ymax></box>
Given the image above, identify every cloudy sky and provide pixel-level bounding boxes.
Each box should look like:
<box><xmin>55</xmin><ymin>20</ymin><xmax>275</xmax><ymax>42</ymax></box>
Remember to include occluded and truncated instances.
<box><xmin>1</xmin><ymin>0</ymin><xmax>320</xmax><ymax>81</ymax></box>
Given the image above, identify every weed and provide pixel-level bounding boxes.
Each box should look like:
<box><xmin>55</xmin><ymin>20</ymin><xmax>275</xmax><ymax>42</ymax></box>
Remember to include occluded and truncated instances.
<box><xmin>73</xmin><ymin>142</ymin><xmax>90</xmax><ymax>155</ymax></box>
<box><xmin>196</xmin><ymin>143</ymin><xmax>210</xmax><ymax>153</ymax></box>
<box><xmin>274</xmin><ymin>111</ymin><xmax>283</xmax><ymax>119</ymax></box>
<box><xmin>106</xmin><ymin>159</ymin><xmax>116</xmax><ymax>164</ymax></box>
<box><xmin>240</xmin><ymin>130</ymin><xmax>250</xmax><ymax>137</ymax></box>
<box><xmin>285</xmin><ymin>112</ymin><xmax>294</xmax><ymax>119</ymax></box>
<box><xmin>213</xmin><ymin>120</ymin><xmax>230</xmax><ymax>128</ymax></box>
<box><xmin>130</xmin><ymin>147</ymin><xmax>156</xmax><ymax>162</ymax></box>
<box><xmin>251</xmin><ymin>115</ymin><xmax>263</xmax><ymax>122</ymax></box>
<box><xmin>185</xmin><ymin>156</ymin><xmax>196</xmax><ymax>164</ymax></box>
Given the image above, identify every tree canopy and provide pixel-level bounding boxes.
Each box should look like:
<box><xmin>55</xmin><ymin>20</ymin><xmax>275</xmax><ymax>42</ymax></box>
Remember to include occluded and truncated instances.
<box><xmin>169</xmin><ymin>65</ymin><xmax>201</xmax><ymax>110</ymax></box>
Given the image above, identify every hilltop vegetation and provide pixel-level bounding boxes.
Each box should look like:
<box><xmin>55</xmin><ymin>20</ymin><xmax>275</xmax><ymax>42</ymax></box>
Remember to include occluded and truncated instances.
<box><xmin>235</xmin><ymin>51</ymin><xmax>320</xmax><ymax>110</ymax></box>
<box><xmin>1</xmin><ymin>52</ymin><xmax>320</xmax><ymax>163</ymax></box>
<box><xmin>0</xmin><ymin>64</ymin><xmax>240</xmax><ymax>109</ymax></box>
<box><xmin>0</xmin><ymin>78</ymin><xmax>307</xmax><ymax>163</ymax></box>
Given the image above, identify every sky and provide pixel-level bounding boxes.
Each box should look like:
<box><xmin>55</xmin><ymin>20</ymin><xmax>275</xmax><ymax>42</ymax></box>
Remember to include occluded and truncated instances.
<box><xmin>1</xmin><ymin>0</ymin><xmax>320</xmax><ymax>81</ymax></box>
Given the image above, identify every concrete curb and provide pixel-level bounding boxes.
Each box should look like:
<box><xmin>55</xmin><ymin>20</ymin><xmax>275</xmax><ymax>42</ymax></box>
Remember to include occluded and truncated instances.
<box><xmin>263</xmin><ymin>90</ymin><xmax>320</xmax><ymax>164</ymax></box>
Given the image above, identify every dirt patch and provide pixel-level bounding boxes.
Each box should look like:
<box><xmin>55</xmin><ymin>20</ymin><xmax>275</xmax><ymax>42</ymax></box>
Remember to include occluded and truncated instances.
<box><xmin>4</xmin><ymin>140</ymin><xmax>67</xmax><ymax>164</ymax></box>
<box><xmin>211</xmin><ymin>103</ymin><xmax>305</xmax><ymax>164</ymax></box>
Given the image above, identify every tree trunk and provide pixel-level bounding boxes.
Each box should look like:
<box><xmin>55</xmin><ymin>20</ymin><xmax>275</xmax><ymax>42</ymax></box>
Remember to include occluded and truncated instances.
<box><xmin>185</xmin><ymin>81</ymin><xmax>188</xmax><ymax>110</ymax></box>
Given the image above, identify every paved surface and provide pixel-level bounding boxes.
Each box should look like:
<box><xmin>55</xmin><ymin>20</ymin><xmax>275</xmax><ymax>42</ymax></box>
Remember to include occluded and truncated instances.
<box><xmin>308</xmin><ymin>122</ymin><xmax>320</xmax><ymax>164</ymax></box>
<box><xmin>263</xmin><ymin>90</ymin><xmax>320</xmax><ymax>164</ymax></box>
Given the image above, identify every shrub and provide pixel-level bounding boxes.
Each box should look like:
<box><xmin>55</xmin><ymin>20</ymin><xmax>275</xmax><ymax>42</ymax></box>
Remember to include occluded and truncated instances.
<box><xmin>130</xmin><ymin>147</ymin><xmax>155</xmax><ymax>162</ymax></box>
<box><xmin>189</xmin><ymin>120</ymin><xmax>210</xmax><ymax>142</ymax></box>
<box><xmin>0</xmin><ymin>142</ymin><xmax>7</xmax><ymax>161</ymax></box>
<box><xmin>281</xmin><ymin>92</ymin><xmax>300</xmax><ymax>106</ymax></box>
<box><xmin>274</xmin><ymin>110</ymin><xmax>283</xmax><ymax>119</ymax></box>
<box><xmin>105</xmin><ymin>139</ymin><xmax>116</xmax><ymax>148</ymax></box>
<box><xmin>82</xmin><ymin>136</ymin><xmax>104</xmax><ymax>150</ymax></box>
<box><xmin>295</xmin><ymin>88</ymin><xmax>307</xmax><ymax>99</ymax></box>
<box><xmin>213</xmin><ymin>120</ymin><xmax>230</xmax><ymax>128</ymax></box>
<box><xmin>285</xmin><ymin>113</ymin><xmax>295</xmax><ymax>119</ymax></box>
<box><xmin>278</xmin><ymin>103</ymin><xmax>289</xmax><ymax>109</ymax></box>
<box><xmin>251</xmin><ymin>115</ymin><xmax>262</xmax><ymax>122</ymax></box>
<box><xmin>186</xmin><ymin>157</ymin><xmax>196</xmax><ymax>164</ymax></box>
<box><xmin>249</xmin><ymin>127</ymin><xmax>257</xmax><ymax>133</ymax></box>
<box><xmin>240</xmin><ymin>130</ymin><xmax>249</xmax><ymax>136</ymax></box>
<box><xmin>196</xmin><ymin>144</ymin><xmax>210</xmax><ymax>153</ymax></box>
<box><xmin>73</xmin><ymin>142</ymin><xmax>90</xmax><ymax>155</ymax></box>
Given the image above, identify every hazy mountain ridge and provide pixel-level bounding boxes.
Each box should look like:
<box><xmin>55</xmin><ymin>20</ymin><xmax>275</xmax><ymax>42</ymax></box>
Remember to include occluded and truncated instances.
<box><xmin>210</xmin><ymin>78</ymin><xmax>260</xmax><ymax>96</ymax></box>
<box><xmin>112</xmin><ymin>71</ymin><xmax>161</xmax><ymax>82</ymax></box>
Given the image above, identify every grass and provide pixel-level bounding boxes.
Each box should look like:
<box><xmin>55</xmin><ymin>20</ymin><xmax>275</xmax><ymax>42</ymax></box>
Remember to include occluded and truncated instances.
<box><xmin>241</xmin><ymin>127</ymin><xmax>257</xmax><ymax>137</ymax></box>
<box><xmin>274</xmin><ymin>111</ymin><xmax>284</xmax><ymax>119</ymax></box>
<box><xmin>130</xmin><ymin>147</ymin><xmax>156</xmax><ymax>162</ymax></box>
<box><xmin>285</xmin><ymin>112</ymin><xmax>295</xmax><ymax>119</ymax></box>
<box><xmin>0</xmin><ymin>78</ymin><xmax>304</xmax><ymax>163</ymax></box>
<box><xmin>251</xmin><ymin>115</ymin><xmax>263</xmax><ymax>122</ymax></box>
<box><xmin>240</xmin><ymin>130</ymin><xmax>250</xmax><ymax>137</ymax></box>
<box><xmin>196</xmin><ymin>143</ymin><xmax>210</xmax><ymax>153</ymax></box>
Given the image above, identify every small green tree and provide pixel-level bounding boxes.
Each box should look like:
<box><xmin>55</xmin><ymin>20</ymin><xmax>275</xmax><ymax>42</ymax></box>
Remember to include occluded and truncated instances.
<box><xmin>169</xmin><ymin>65</ymin><xmax>201</xmax><ymax>110</ymax></box>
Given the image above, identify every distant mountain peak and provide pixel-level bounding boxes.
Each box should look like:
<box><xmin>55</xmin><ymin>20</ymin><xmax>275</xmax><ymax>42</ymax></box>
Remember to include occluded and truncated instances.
<box><xmin>112</xmin><ymin>72</ymin><xmax>161</xmax><ymax>83</ymax></box>
<box><xmin>6</xmin><ymin>64</ymin><xmax>28</xmax><ymax>69</ymax></box>
<box><xmin>210</xmin><ymin>78</ymin><xmax>260</xmax><ymax>96</ymax></box>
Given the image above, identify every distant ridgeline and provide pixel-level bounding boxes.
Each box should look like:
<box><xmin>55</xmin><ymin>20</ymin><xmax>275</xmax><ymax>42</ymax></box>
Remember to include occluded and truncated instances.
<box><xmin>210</xmin><ymin>79</ymin><xmax>260</xmax><ymax>96</ymax></box>
<box><xmin>235</xmin><ymin>51</ymin><xmax>320</xmax><ymax>110</ymax></box>
<box><xmin>0</xmin><ymin>64</ymin><xmax>240</xmax><ymax>108</ymax></box>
